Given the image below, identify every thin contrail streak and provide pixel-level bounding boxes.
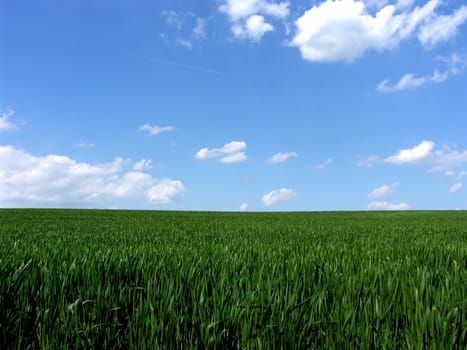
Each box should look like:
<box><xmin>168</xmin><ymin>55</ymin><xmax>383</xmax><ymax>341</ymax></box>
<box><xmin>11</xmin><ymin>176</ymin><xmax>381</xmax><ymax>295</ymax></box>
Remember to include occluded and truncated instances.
<box><xmin>111</xmin><ymin>50</ymin><xmax>223</xmax><ymax>75</ymax></box>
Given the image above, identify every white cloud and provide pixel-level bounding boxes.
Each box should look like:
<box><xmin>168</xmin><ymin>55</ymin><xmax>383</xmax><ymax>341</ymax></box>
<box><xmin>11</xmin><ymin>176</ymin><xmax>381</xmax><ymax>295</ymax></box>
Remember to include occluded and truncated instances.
<box><xmin>418</xmin><ymin>6</ymin><xmax>467</xmax><ymax>47</ymax></box>
<box><xmin>220</xmin><ymin>0</ymin><xmax>289</xmax><ymax>21</ymax></box>
<box><xmin>0</xmin><ymin>107</ymin><xmax>16</xmax><ymax>132</ymax></box>
<box><xmin>195</xmin><ymin>141</ymin><xmax>247</xmax><ymax>163</ymax></box>
<box><xmin>377</xmin><ymin>70</ymin><xmax>448</xmax><ymax>92</ymax></box>
<box><xmin>0</xmin><ymin>145</ymin><xmax>184</xmax><ymax>207</ymax></box>
<box><xmin>262</xmin><ymin>188</ymin><xmax>296</xmax><ymax>206</ymax></box>
<box><xmin>290</xmin><ymin>0</ymin><xmax>467</xmax><ymax>63</ymax></box>
<box><xmin>140</xmin><ymin>124</ymin><xmax>175</xmax><ymax>135</ymax></box>
<box><xmin>385</xmin><ymin>140</ymin><xmax>435</xmax><ymax>164</ymax></box>
<box><xmin>133</xmin><ymin>159</ymin><xmax>152</xmax><ymax>171</ymax></box>
<box><xmin>314</xmin><ymin>158</ymin><xmax>333</xmax><ymax>169</ymax></box>
<box><xmin>232</xmin><ymin>15</ymin><xmax>274</xmax><ymax>42</ymax></box>
<box><xmin>433</xmin><ymin>167</ymin><xmax>467</xmax><ymax>181</ymax></box>
<box><xmin>357</xmin><ymin>155</ymin><xmax>380</xmax><ymax>168</ymax></box>
<box><xmin>161</xmin><ymin>11</ymin><xmax>208</xmax><ymax>47</ymax></box>
<box><xmin>193</xmin><ymin>17</ymin><xmax>206</xmax><ymax>39</ymax></box>
<box><xmin>399</xmin><ymin>0</ymin><xmax>440</xmax><ymax>38</ymax></box>
<box><xmin>449</xmin><ymin>182</ymin><xmax>463</xmax><ymax>193</ymax></box>
<box><xmin>440</xmin><ymin>53</ymin><xmax>467</xmax><ymax>75</ymax></box>
<box><xmin>176</xmin><ymin>38</ymin><xmax>193</xmax><ymax>49</ymax></box>
<box><xmin>220</xmin><ymin>0</ymin><xmax>289</xmax><ymax>42</ymax></box>
<box><xmin>220</xmin><ymin>152</ymin><xmax>247</xmax><ymax>163</ymax></box>
<box><xmin>368</xmin><ymin>182</ymin><xmax>399</xmax><ymax>199</ymax></box>
<box><xmin>377</xmin><ymin>53</ymin><xmax>467</xmax><ymax>93</ymax></box>
<box><xmin>368</xmin><ymin>200</ymin><xmax>411</xmax><ymax>210</ymax></box>
<box><xmin>162</xmin><ymin>10</ymin><xmax>182</xmax><ymax>29</ymax></box>
<box><xmin>431</xmin><ymin>148</ymin><xmax>467</xmax><ymax>172</ymax></box>
<box><xmin>146</xmin><ymin>179</ymin><xmax>185</xmax><ymax>204</ymax></box>
<box><xmin>384</xmin><ymin>141</ymin><xmax>467</xmax><ymax>175</ymax></box>
<box><xmin>291</xmin><ymin>0</ymin><xmax>401</xmax><ymax>62</ymax></box>
<box><xmin>240</xmin><ymin>202</ymin><xmax>249</xmax><ymax>211</ymax></box>
<box><xmin>112</xmin><ymin>172</ymin><xmax>155</xmax><ymax>198</ymax></box>
<box><xmin>267</xmin><ymin>151</ymin><xmax>298</xmax><ymax>164</ymax></box>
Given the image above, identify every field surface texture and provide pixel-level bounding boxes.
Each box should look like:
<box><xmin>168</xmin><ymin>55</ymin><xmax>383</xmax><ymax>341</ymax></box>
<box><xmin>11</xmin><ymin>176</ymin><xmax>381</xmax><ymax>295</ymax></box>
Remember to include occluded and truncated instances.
<box><xmin>1</xmin><ymin>209</ymin><xmax>467</xmax><ymax>349</ymax></box>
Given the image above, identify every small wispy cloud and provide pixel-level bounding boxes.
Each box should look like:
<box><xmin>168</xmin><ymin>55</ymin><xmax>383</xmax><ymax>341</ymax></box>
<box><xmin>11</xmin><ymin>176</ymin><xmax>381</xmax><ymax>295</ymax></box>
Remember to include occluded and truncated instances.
<box><xmin>377</xmin><ymin>70</ymin><xmax>448</xmax><ymax>93</ymax></box>
<box><xmin>161</xmin><ymin>10</ymin><xmax>208</xmax><ymax>49</ymax></box>
<box><xmin>140</xmin><ymin>124</ymin><xmax>175</xmax><ymax>136</ymax></box>
<box><xmin>0</xmin><ymin>107</ymin><xmax>17</xmax><ymax>132</ymax></box>
<box><xmin>368</xmin><ymin>182</ymin><xmax>399</xmax><ymax>199</ymax></box>
<box><xmin>240</xmin><ymin>202</ymin><xmax>249</xmax><ymax>211</ymax></box>
<box><xmin>162</xmin><ymin>10</ymin><xmax>183</xmax><ymax>29</ymax></box>
<box><xmin>176</xmin><ymin>38</ymin><xmax>193</xmax><ymax>49</ymax></box>
<box><xmin>418</xmin><ymin>9</ymin><xmax>467</xmax><ymax>48</ymax></box>
<box><xmin>193</xmin><ymin>17</ymin><xmax>206</xmax><ymax>39</ymax></box>
<box><xmin>267</xmin><ymin>151</ymin><xmax>298</xmax><ymax>164</ymax></box>
<box><xmin>314</xmin><ymin>158</ymin><xmax>332</xmax><ymax>169</ymax></box>
<box><xmin>220</xmin><ymin>152</ymin><xmax>247</xmax><ymax>164</ymax></box>
<box><xmin>74</xmin><ymin>141</ymin><xmax>95</xmax><ymax>148</ymax></box>
<box><xmin>449</xmin><ymin>182</ymin><xmax>463</xmax><ymax>193</ymax></box>
<box><xmin>378</xmin><ymin>53</ymin><xmax>467</xmax><ymax>93</ymax></box>
<box><xmin>195</xmin><ymin>141</ymin><xmax>247</xmax><ymax>164</ymax></box>
<box><xmin>133</xmin><ymin>159</ymin><xmax>152</xmax><ymax>171</ymax></box>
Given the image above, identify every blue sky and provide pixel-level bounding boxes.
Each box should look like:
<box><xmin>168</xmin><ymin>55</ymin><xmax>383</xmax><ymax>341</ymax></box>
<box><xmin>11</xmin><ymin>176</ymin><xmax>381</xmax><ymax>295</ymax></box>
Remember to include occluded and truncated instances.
<box><xmin>1</xmin><ymin>0</ymin><xmax>466</xmax><ymax>210</ymax></box>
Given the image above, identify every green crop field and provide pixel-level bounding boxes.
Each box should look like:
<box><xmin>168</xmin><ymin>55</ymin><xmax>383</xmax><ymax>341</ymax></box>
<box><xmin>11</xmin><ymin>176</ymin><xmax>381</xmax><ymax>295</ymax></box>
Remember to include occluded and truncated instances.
<box><xmin>1</xmin><ymin>209</ymin><xmax>467</xmax><ymax>349</ymax></box>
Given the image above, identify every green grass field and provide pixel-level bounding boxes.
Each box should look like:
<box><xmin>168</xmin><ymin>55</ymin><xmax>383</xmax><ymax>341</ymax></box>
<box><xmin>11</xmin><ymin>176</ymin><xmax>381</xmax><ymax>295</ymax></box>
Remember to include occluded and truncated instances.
<box><xmin>1</xmin><ymin>209</ymin><xmax>466</xmax><ymax>349</ymax></box>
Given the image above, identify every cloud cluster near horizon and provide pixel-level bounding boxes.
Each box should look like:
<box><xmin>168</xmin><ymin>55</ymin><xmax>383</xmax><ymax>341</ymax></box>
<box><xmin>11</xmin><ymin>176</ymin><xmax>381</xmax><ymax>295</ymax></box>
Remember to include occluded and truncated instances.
<box><xmin>0</xmin><ymin>146</ymin><xmax>184</xmax><ymax>207</ymax></box>
<box><xmin>2</xmin><ymin>101</ymin><xmax>465</xmax><ymax>209</ymax></box>
<box><xmin>384</xmin><ymin>140</ymin><xmax>467</xmax><ymax>173</ymax></box>
<box><xmin>371</xmin><ymin>140</ymin><xmax>466</xmax><ymax>195</ymax></box>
